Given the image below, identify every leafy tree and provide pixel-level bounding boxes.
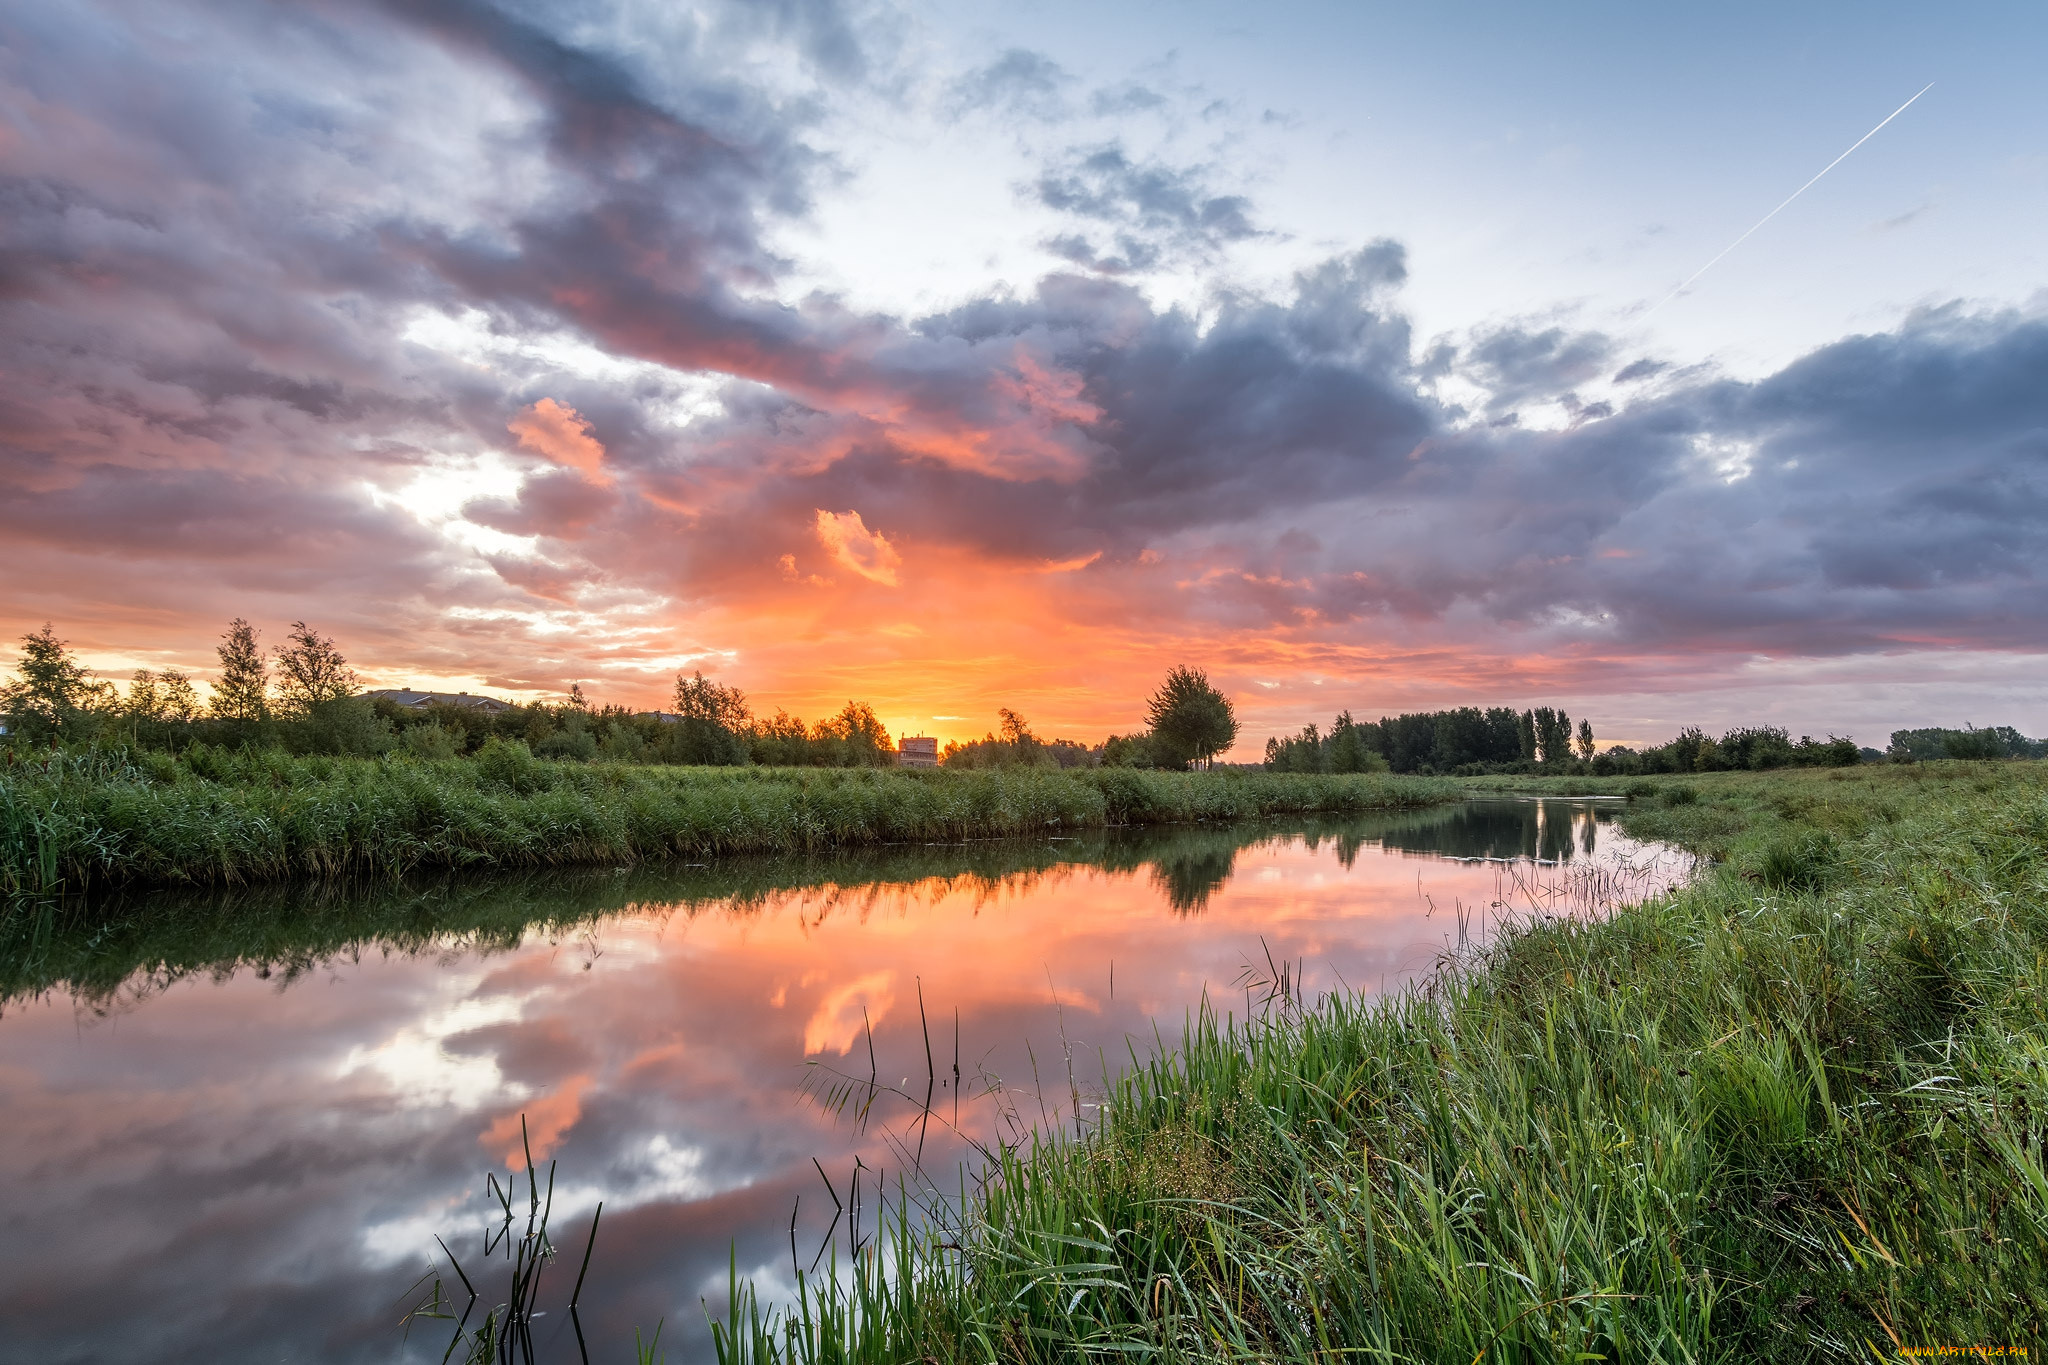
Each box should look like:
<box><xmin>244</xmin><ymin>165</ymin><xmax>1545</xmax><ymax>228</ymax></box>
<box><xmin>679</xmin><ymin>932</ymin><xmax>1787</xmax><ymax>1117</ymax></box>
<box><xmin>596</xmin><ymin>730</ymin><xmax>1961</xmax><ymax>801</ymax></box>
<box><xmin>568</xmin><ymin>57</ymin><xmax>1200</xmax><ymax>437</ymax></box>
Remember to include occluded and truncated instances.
<box><xmin>673</xmin><ymin>671</ymin><xmax>751</xmax><ymax>728</ymax></box>
<box><xmin>122</xmin><ymin>668</ymin><xmax>204</xmax><ymax>723</ymax></box>
<box><xmin>159</xmin><ymin>668</ymin><xmax>203</xmax><ymax>722</ymax></box>
<box><xmin>1101</xmin><ymin>732</ymin><xmax>1165</xmax><ymax>768</ymax></box>
<box><xmin>212</xmin><ymin>619</ymin><xmax>269</xmax><ymax>720</ymax></box>
<box><xmin>1327</xmin><ymin>712</ymin><xmax>1384</xmax><ymax>773</ymax></box>
<box><xmin>124</xmin><ymin>670</ymin><xmax>163</xmax><ymax>720</ymax></box>
<box><xmin>1517</xmin><ymin>710</ymin><xmax>1537</xmax><ymax>763</ymax></box>
<box><xmin>743</xmin><ymin>710</ymin><xmax>812</xmax><ymax>766</ymax></box>
<box><xmin>1575</xmin><ymin>717</ymin><xmax>1595</xmax><ymax>763</ymax></box>
<box><xmin>567</xmin><ymin>682</ymin><xmax>589</xmax><ymax>711</ymax></box>
<box><xmin>999</xmin><ymin>708</ymin><xmax>1033</xmax><ymax>746</ymax></box>
<box><xmin>813</xmin><ymin>701</ymin><xmax>894</xmax><ymax>767</ymax></box>
<box><xmin>1532</xmin><ymin>707</ymin><xmax>1573</xmax><ymax>765</ymax></box>
<box><xmin>273</xmin><ymin>621</ymin><xmax>358</xmax><ymax>717</ymax></box>
<box><xmin>1145</xmin><ymin>666</ymin><xmax>1238</xmax><ymax>769</ymax></box>
<box><xmin>2</xmin><ymin>623</ymin><xmax>110</xmax><ymax>735</ymax></box>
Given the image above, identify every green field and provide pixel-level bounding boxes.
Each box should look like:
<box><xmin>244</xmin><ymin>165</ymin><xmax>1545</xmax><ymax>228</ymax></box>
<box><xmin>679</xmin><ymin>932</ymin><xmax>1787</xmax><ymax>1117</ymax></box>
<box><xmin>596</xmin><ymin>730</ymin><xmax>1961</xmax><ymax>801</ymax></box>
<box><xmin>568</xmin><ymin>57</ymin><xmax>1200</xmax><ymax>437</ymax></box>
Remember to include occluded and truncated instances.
<box><xmin>712</xmin><ymin>762</ymin><xmax>2048</xmax><ymax>1363</ymax></box>
<box><xmin>0</xmin><ymin>746</ymin><xmax>1457</xmax><ymax>897</ymax></box>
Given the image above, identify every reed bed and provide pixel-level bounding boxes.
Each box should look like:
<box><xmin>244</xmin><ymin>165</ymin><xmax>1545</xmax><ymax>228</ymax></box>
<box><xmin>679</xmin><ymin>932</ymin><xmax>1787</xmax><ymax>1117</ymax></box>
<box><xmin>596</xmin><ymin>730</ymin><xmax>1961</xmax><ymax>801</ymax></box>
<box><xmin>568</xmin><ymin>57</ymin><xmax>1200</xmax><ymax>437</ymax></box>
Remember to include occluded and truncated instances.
<box><xmin>0</xmin><ymin>746</ymin><xmax>1458</xmax><ymax>897</ymax></box>
<box><xmin>714</xmin><ymin>763</ymin><xmax>2048</xmax><ymax>1363</ymax></box>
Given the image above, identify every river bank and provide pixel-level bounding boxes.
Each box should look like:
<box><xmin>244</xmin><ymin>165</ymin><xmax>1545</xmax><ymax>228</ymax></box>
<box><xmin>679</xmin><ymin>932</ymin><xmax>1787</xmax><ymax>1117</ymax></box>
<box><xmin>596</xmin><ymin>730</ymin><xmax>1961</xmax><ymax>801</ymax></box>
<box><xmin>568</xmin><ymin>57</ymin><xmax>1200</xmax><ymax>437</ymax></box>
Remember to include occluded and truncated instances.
<box><xmin>715</xmin><ymin>761</ymin><xmax>2048</xmax><ymax>1362</ymax></box>
<box><xmin>0</xmin><ymin>748</ymin><xmax>1458</xmax><ymax>897</ymax></box>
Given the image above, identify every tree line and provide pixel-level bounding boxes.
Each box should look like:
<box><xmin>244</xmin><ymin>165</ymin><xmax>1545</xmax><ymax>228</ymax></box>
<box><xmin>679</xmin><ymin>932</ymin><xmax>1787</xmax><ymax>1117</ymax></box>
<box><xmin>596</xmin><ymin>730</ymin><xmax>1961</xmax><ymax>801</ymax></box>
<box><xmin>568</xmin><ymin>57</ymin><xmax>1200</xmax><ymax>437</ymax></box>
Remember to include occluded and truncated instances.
<box><xmin>0</xmin><ymin>624</ymin><xmax>1242</xmax><ymax>773</ymax></box>
<box><xmin>941</xmin><ymin>667</ymin><xmax>1241</xmax><ymax>772</ymax></box>
<box><xmin>1266</xmin><ymin>706</ymin><xmax>1593</xmax><ymax>774</ymax></box>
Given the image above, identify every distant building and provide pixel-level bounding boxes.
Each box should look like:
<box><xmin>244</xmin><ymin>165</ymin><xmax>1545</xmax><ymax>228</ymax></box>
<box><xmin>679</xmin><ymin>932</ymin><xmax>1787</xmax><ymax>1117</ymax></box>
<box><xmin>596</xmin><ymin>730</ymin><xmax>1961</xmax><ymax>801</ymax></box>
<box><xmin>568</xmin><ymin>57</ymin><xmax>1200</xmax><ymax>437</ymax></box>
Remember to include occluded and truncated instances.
<box><xmin>897</xmin><ymin>735</ymin><xmax>938</xmax><ymax>768</ymax></box>
<box><xmin>364</xmin><ymin>687</ymin><xmax>514</xmax><ymax>714</ymax></box>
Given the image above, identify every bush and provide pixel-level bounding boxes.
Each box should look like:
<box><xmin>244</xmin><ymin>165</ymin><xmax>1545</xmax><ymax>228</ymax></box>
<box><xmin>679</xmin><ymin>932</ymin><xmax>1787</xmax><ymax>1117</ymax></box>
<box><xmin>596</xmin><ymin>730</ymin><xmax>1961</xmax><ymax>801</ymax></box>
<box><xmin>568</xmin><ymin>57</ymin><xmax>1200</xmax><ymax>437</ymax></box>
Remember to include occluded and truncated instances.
<box><xmin>302</xmin><ymin>697</ymin><xmax>393</xmax><ymax>757</ymax></box>
<box><xmin>475</xmin><ymin>736</ymin><xmax>544</xmax><ymax>792</ymax></box>
<box><xmin>402</xmin><ymin>721</ymin><xmax>463</xmax><ymax>760</ymax></box>
<box><xmin>534</xmin><ymin>726</ymin><xmax>597</xmax><ymax>763</ymax></box>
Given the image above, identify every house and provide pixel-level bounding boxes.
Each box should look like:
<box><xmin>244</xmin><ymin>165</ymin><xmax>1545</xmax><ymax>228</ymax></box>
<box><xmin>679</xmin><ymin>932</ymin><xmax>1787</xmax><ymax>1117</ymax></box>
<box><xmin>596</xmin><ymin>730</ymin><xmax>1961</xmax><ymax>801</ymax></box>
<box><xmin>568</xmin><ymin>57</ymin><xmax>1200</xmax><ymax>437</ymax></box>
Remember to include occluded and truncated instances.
<box><xmin>364</xmin><ymin>687</ymin><xmax>514</xmax><ymax>714</ymax></box>
<box><xmin>897</xmin><ymin>735</ymin><xmax>938</xmax><ymax>768</ymax></box>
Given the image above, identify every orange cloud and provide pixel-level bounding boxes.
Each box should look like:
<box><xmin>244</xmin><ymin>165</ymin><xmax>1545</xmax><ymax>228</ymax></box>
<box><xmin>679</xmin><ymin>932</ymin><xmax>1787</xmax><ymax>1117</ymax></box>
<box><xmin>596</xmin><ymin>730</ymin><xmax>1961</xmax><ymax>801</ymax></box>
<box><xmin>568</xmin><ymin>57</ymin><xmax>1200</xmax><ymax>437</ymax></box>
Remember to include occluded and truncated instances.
<box><xmin>813</xmin><ymin>509</ymin><xmax>901</xmax><ymax>586</ymax></box>
<box><xmin>480</xmin><ymin>1074</ymin><xmax>590</xmax><ymax>1165</ymax></box>
<box><xmin>802</xmin><ymin>969</ymin><xmax>896</xmax><ymax>1055</ymax></box>
<box><xmin>508</xmin><ymin>399</ymin><xmax>609</xmax><ymax>484</ymax></box>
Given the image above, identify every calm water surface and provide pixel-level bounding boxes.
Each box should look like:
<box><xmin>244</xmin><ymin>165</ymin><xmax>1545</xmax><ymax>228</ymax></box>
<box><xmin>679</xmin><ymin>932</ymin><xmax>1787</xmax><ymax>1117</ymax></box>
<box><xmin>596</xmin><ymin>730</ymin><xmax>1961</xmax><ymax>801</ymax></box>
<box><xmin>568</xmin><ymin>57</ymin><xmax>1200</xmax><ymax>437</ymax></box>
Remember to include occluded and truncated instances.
<box><xmin>0</xmin><ymin>799</ymin><xmax>1684</xmax><ymax>1364</ymax></box>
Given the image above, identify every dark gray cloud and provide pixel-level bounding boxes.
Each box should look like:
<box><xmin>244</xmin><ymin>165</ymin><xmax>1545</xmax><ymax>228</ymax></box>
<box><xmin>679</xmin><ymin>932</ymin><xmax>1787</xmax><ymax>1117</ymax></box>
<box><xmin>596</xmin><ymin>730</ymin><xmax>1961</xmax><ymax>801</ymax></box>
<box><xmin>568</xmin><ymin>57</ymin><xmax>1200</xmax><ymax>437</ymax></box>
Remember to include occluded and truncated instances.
<box><xmin>1458</xmin><ymin>322</ymin><xmax>1617</xmax><ymax>420</ymax></box>
<box><xmin>1031</xmin><ymin>143</ymin><xmax>1263</xmax><ymax>273</ymax></box>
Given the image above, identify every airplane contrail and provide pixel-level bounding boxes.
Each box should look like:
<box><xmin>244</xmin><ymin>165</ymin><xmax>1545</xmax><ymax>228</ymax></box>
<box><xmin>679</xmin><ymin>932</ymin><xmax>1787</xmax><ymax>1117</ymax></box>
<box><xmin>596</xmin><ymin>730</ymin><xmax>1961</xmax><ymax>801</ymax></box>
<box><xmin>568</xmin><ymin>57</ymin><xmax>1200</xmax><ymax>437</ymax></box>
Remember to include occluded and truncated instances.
<box><xmin>1645</xmin><ymin>82</ymin><xmax>1933</xmax><ymax>317</ymax></box>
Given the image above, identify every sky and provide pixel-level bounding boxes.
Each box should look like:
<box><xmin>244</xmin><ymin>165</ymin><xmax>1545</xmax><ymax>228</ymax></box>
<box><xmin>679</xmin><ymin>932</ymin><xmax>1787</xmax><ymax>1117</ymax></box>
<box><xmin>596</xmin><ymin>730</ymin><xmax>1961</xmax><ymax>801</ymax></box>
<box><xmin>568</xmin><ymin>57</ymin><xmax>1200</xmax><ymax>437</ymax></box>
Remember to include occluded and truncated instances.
<box><xmin>2</xmin><ymin>0</ymin><xmax>2044</xmax><ymax>754</ymax></box>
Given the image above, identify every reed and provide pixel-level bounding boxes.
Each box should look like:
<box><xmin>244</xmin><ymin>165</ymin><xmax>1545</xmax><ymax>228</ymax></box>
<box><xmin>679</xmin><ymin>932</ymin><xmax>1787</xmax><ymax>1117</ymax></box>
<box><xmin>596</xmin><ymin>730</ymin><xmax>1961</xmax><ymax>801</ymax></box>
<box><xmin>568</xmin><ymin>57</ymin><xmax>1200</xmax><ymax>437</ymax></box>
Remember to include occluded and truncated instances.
<box><xmin>713</xmin><ymin>762</ymin><xmax>2048</xmax><ymax>1362</ymax></box>
<box><xmin>0</xmin><ymin>746</ymin><xmax>1458</xmax><ymax>897</ymax></box>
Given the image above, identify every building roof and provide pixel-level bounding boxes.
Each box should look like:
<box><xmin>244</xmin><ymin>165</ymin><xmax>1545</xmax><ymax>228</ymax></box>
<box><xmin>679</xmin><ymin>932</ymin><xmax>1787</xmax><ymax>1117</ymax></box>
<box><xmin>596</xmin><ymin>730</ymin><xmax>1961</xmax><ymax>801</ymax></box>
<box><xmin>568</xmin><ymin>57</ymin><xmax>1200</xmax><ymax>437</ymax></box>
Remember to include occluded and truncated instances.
<box><xmin>364</xmin><ymin>688</ymin><xmax>514</xmax><ymax>713</ymax></box>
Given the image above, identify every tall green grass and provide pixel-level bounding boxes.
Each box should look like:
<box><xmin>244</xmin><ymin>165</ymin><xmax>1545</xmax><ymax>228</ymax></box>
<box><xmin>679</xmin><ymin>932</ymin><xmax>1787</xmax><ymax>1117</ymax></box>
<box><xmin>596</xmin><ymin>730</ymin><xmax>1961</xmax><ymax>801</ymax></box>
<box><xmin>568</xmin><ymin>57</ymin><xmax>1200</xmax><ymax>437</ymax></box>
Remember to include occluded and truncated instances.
<box><xmin>714</xmin><ymin>763</ymin><xmax>2048</xmax><ymax>1362</ymax></box>
<box><xmin>0</xmin><ymin>745</ymin><xmax>1457</xmax><ymax>896</ymax></box>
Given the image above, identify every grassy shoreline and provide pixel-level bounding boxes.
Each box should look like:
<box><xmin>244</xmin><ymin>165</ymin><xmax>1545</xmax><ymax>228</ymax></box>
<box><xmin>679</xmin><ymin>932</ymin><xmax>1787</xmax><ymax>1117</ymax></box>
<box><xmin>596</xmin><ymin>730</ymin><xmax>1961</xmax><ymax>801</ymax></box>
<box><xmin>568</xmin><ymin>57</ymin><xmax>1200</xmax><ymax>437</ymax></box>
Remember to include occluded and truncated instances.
<box><xmin>0</xmin><ymin>747</ymin><xmax>1459</xmax><ymax>898</ymax></box>
<box><xmin>717</xmin><ymin>762</ymin><xmax>2048</xmax><ymax>1362</ymax></box>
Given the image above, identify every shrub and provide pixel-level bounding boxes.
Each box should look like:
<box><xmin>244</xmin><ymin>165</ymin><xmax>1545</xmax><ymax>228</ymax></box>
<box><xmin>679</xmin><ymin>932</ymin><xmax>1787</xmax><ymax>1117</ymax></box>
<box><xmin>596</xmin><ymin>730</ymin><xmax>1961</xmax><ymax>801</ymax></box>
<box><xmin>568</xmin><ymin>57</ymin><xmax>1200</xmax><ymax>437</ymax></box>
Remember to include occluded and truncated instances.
<box><xmin>403</xmin><ymin>721</ymin><xmax>462</xmax><ymax>760</ymax></box>
<box><xmin>535</xmin><ymin>727</ymin><xmax>597</xmax><ymax>763</ymax></box>
<box><xmin>475</xmin><ymin>736</ymin><xmax>544</xmax><ymax>792</ymax></box>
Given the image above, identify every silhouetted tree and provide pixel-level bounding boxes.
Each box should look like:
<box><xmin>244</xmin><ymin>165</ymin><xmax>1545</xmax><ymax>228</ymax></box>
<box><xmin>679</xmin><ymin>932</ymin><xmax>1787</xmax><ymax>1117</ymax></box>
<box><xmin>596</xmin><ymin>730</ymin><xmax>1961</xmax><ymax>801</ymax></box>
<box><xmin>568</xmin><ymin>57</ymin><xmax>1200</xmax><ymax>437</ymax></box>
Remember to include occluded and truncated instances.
<box><xmin>814</xmin><ymin>701</ymin><xmax>894</xmax><ymax>766</ymax></box>
<box><xmin>1575</xmin><ymin>717</ymin><xmax>1595</xmax><ymax>763</ymax></box>
<box><xmin>2</xmin><ymin>623</ymin><xmax>109</xmax><ymax>735</ymax></box>
<box><xmin>123</xmin><ymin>668</ymin><xmax>203</xmax><ymax>722</ymax></box>
<box><xmin>1146</xmin><ymin>666</ymin><xmax>1238</xmax><ymax>768</ymax></box>
<box><xmin>212</xmin><ymin>619</ymin><xmax>269</xmax><ymax>720</ymax></box>
<box><xmin>673</xmin><ymin>671</ymin><xmax>750</xmax><ymax>727</ymax></box>
<box><xmin>272</xmin><ymin>621</ymin><xmax>358</xmax><ymax>716</ymax></box>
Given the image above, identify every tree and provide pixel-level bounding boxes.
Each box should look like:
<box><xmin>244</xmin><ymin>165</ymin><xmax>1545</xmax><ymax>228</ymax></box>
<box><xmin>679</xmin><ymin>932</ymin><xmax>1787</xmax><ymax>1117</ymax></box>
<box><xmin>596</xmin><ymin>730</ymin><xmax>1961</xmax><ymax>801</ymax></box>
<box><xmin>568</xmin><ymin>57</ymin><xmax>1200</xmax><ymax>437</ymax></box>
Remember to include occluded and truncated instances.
<box><xmin>212</xmin><ymin>619</ymin><xmax>269</xmax><ymax>720</ymax></box>
<box><xmin>813</xmin><ymin>701</ymin><xmax>893</xmax><ymax>766</ymax></box>
<box><xmin>673</xmin><ymin>671</ymin><xmax>750</xmax><ymax>728</ymax></box>
<box><xmin>1532</xmin><ymin>707</ymin><xmax>1573</xmax><ymax>765</ymax></box>
<box><xmin>998</xmin><ymin>707</ymin><xmax>1032</xmax><ymax>746</ymax></box>
<box><xmin>1145</xmin><ymin>666</ymin><xmax>1238</xmax><ymax>769</ymax></box>
<box><xmin>158</xmin><ymin>668</ymin><xmax>203</xmax><ymax>722</ymax></box>
<box><xmin>1575</xmin><ymin>717</ymin><xmax>1595</xmax><ymax>763</ymax></box>
<box><xmin>272</xmin><ymin>621</ymin><xmax>358</xmax><ymax>717</ymax></box>
<box><xmin>122</xmin><ymin>668</ymin><xmax>203</xmax><ymax>722</ymax></box>
<box><xmin>1327</xmin><ymin>712</ymin><xmax>1384</xmax><ymax>773</ymax></box>
<box><xmin>2</xmin><ymin>623</ymin><xmax>108</xmax><ymax>735</ymax></box>
<box><xmin>1517</xmin><ymin>710</ymin><xmax>1537</xmax><ymax>763</ymax></box>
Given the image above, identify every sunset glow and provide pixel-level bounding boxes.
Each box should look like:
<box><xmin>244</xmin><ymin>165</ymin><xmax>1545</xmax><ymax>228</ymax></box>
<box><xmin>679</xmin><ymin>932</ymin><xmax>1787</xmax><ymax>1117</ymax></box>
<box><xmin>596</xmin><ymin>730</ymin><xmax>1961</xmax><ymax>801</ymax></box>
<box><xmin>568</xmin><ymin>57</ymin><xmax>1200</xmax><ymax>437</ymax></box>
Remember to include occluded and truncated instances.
<box><xmin>4</xmin><ymin>2</ymin><xmax>2044</xmax><ymax>752</ymax></box>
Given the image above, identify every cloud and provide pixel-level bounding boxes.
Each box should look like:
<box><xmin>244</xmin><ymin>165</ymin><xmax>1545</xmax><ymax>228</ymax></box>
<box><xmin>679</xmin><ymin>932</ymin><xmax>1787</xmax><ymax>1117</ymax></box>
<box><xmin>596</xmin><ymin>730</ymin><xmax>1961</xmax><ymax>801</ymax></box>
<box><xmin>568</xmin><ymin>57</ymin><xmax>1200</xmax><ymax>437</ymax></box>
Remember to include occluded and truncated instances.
<box><xmin>1031</xmin><ymin>143</ymin><xmax>1263</xmax><ymax>273</ymax></box>
<box><xmin>947</xmin><ymin>47</ymin><xmax>1072</xmax><ymax>119</ymax></box>
<box><xmin>508</xmin><ymin>398</ymin><xmax>609</xmax><ymax>483</ymax></box>
<box><xmin>1457</xmin><ymin>322</ymin><xmax>1617</xmax><ymax>419</ymax></box>
<box><xmin>1</xmin><ymin>0</ymin><xmax>2044</xmax><ymax>750</ymax></box>
<box><xmin>813</xmin><ymin>509</ymin><xmax>902</xmax><ymax>585</ymax></box>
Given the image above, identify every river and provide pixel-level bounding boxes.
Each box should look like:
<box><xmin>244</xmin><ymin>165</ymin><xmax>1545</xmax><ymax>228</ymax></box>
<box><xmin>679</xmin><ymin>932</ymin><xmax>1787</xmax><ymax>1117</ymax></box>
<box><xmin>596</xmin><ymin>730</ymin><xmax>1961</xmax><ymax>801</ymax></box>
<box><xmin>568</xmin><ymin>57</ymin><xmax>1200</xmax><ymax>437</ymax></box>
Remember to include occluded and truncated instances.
<box><xmin>0</xmin><ymin>797</ymin><xmax>1685</xmax><ymax>1364</ymax></box>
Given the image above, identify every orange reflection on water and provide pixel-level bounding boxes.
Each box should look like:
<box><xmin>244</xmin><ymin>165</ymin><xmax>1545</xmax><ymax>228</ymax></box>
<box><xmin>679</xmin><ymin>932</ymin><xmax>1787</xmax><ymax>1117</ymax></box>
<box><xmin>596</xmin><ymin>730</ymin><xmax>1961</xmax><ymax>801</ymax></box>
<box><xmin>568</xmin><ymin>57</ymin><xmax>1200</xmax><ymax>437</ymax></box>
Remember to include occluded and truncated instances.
<box><xmin>0</xmin><ymin>800</ymin><xmax>1684</xmax><ymax>1365</ymax></box>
